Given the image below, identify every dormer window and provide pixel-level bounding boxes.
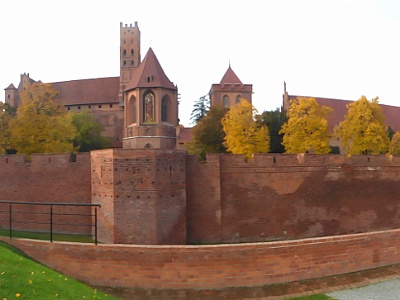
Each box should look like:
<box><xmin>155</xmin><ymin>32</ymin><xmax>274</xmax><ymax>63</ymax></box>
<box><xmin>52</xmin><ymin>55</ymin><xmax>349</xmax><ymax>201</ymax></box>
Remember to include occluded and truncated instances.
<box><xmin>146</xmin><ymin>76</ymin><xmax>154</xmax><ymax>83</ymax></box>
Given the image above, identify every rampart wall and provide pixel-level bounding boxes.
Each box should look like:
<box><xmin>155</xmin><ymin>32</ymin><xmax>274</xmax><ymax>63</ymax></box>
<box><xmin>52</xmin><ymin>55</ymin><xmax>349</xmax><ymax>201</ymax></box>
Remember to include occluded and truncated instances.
<box><xmin>187</xmin><ymin>154</ymin><xmax>400</xmax><ymax>244</ymax></box>
<box><xmin>0</xmin><ymin>153</ymin><xmax>91</xmax><ymax>235</ymax></box>
<box><xmin>2</xmin><ymin>228</ymin><xmax>399</xmax><ymax>290</ymax></box>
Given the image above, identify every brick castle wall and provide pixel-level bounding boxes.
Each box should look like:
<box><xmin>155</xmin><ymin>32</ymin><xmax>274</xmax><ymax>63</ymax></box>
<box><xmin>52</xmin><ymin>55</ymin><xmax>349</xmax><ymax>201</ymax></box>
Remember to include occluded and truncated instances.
<box><xmin>91</xmin><ymin>149</ymin><xmax>186</xmax><ymax>244</ymax></box>
<box><xmin>0</xmin><ymin>153</ymin><xmax>91</xmax><ymax>235</ymax></box>
<box><xmin>3</xmin><ymin>228</ymin><xmax>399</xmax><ymax>290</ymax></box>
<box><xmin>186</xmin><ymin>154</ymin><xmax>400</xmax><ymax>244</ymax></box>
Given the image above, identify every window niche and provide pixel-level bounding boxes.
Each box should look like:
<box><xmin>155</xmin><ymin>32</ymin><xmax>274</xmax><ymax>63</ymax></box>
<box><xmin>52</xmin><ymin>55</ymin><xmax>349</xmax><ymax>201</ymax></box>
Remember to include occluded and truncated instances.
<box><xmin>143</xmin><ymin>92</ymin><xmax>155</xmax><ymax>123</ymax></box>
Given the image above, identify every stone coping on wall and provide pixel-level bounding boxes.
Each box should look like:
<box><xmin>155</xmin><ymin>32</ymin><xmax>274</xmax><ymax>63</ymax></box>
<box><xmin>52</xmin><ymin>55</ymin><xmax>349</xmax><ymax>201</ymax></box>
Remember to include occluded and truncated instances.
<box><xmin>1</xmin><ymin>228</ymin><xmax>399</xmax><ymax>290</ymax></box>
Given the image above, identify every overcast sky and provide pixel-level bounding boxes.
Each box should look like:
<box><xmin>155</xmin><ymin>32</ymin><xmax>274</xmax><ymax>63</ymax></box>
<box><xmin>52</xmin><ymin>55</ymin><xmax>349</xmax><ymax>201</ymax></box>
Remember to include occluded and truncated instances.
<box><xmin>0</xmin><ymin>0</ymin><xmax>399</xmax><ymax>127</ymax></box>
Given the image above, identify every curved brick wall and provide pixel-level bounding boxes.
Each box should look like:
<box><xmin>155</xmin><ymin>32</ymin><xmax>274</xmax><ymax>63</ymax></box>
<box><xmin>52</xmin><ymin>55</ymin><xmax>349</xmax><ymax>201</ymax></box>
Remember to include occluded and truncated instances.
<box><xmin>2</xmin><ymin>229</ymin><xmax>399</xmax><ymax>290</ymax></box>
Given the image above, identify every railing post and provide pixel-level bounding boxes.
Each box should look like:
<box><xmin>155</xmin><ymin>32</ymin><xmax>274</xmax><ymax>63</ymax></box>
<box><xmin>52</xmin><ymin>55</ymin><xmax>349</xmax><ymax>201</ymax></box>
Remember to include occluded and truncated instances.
<box><xmin>50</xmin><ymin>205</ymin><xmax>53</xmax><ymax>243</ymax></box>
<box><xmin>94</xmin><ymin>206</ymin><xmax>98</xmax><ymax>245</ymax></box>
<box><xmin>9</xmin><ymin>203</ymin><xmax>12</xmax><ymax>239</ymax></box>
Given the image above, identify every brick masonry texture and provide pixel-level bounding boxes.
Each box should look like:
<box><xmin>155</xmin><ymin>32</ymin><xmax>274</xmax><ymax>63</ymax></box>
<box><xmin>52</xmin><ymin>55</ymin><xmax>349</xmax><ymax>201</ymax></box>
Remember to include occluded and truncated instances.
<box><xmin>0</xmin><ymin>153</ymin><xmax>91</xmax><ymax>235</ymax></box>
<box><xmin>186</xmin><ymin>153</ymin><xmax>400</xmax><ymax>244</ymax></box>
<box><xmin>2</xmin><ymin>228</ymin><xmax>399</xmax><ymax>290</ymax></box>
<box><xmin>1</xmin><ymin>152</ymin><xmax>400</xmax><ymax>245</ymax></box>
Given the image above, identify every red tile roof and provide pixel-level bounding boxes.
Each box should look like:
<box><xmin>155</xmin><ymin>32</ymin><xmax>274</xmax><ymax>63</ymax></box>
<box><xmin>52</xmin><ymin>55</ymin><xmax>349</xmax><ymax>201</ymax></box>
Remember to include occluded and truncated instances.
<box><xmin>52</xmin><ymin>77</ymin><xmax>120</xmax><ymax>105</ymax></box>
<box><xmin>220</xmin><ymin>66</ymin><xmax>243</xmax><ymax>84</ymax></box>
<box><xmin>288</xmin><ymin>95</ymin><xmax>400</xmax><ymax>132</ymax></box>
<box><xmin>125</xmin><ymin>47</ymin><xmax>176</xmax><ymax>91</ymax></box>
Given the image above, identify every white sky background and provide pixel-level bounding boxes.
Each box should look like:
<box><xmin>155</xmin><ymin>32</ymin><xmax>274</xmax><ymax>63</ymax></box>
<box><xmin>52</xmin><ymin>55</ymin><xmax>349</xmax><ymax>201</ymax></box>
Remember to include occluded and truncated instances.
<box><xmin>0</xmin><ymin>0</ymin><xmax>399</xmax><ymax>127</ymax></box>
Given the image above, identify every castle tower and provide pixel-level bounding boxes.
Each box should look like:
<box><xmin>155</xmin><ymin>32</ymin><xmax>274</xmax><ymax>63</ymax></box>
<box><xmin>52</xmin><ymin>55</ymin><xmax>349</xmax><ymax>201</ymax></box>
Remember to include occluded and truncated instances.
<box><xmin>209</xmin><ymin>65</ymin><xmax>253</xmax><ymax>108</ymax></box>
<box><xmin>123</xmin><ymin>47</ymin><xmax>178</xmax><ymax>150</ymax></box>
<box><xmin>4</xmin><ymin>84</ymin><xmax>17</xmax><ymax>107</ymax></box>
<box><xmin>119</xmin><ymin>22</ymin><xmax>141</xmax><ymax>105</ymax></box>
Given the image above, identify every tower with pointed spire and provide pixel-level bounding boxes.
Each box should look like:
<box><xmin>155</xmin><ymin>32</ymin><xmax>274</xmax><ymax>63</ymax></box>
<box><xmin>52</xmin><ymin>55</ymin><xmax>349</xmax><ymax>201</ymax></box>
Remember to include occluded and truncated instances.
<box><xmin>209</xmin><ymin>65</ymin><xmax>253</xmax><ymax>108</ymax></box>
<box><xmin>122</xmin><ymin>47</ymin><xmax>178</xmax><ymax>150</ymax></box>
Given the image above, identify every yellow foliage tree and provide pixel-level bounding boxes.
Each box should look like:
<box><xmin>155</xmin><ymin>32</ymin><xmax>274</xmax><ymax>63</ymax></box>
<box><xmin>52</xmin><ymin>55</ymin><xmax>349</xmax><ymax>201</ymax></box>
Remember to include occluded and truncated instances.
<box><xmin>221</xmin><ymin>99</ymin><xmax>270</xmax><ymax>159</ymax></box>
<box><xmin>9</xmin><ymin>83</ymin><xmax>77</xmax><ymax>155</ymax></box>
<box><xmin>280</xmin><ymin>97</ymin><xmax>332</xmax><ymax>154</ymax></box>
<box><xmin>0</xmin><ymin>102</ymin><xmax>16</xmax><ymax>154</ymax></box>
<box><xmin>334</xmin><ymin>96</ymin><xmax>389</xmax><ymax>155</ymax></box>
<box><xmin>389</xmin><ymin>131</ymin><xmax>400</xmax><ymax>155</ymax></box>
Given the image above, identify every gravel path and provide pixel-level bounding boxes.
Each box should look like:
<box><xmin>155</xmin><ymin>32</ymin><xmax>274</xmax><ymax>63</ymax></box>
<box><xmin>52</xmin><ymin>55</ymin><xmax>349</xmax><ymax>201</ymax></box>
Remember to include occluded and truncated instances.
<box><xmin>327</xmin><ymin>278</ymin><xmax>400</xmax><ymax>300</ymax></box>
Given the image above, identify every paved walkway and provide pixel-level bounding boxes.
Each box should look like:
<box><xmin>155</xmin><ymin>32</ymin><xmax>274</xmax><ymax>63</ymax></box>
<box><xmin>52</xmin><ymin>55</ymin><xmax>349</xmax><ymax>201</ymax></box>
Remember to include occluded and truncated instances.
<box><xmin>327</xmin><ymin>277</ymin><xmax>400</xmax><ymax>300</ymax></box>
<box><xmin>98</xmin><ymin>264</ymin><xmax>400</xmax><ymax>299</ymax></box>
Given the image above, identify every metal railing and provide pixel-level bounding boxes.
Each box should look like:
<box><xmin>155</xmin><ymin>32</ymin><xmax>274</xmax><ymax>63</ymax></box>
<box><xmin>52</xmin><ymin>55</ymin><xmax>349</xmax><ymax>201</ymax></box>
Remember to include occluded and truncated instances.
<box><xmin>0</xmin><ymin>201</ymin><xmax>101</xmax><ymax>245</ymax></box>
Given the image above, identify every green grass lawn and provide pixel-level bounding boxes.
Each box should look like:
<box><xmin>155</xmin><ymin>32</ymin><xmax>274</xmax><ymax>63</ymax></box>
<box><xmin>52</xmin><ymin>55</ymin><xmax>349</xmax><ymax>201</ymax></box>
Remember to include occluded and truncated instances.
<box><xmin>289</xmin><ymin>295</ymin><xmax>334</xmax><ymax>299</ymax></box>
<box><xmin>0</xmin><ymin>241</ymin><xmax>118</xmax><ymax>299</ymax></box>
<box><xmin>0</xmin><ymin>229</ymin><xmax>95</xmax><ymax>243</ymax></box>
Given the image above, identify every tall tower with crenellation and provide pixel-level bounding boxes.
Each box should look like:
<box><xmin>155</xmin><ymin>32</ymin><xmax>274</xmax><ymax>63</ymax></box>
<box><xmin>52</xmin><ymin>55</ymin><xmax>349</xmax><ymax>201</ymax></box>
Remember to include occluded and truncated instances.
<box><xmin>119</xmin><ymin>22</ymin><xmax>141</xmax><ymax>105</ymax></box>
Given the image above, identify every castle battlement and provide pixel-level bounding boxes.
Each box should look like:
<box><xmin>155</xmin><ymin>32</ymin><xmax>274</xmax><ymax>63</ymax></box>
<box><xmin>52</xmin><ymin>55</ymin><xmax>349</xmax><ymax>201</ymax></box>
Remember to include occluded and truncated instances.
<box><xmin>0</xmin><ymin>152</ymin><xmax>89</xmax><ymax>166</ymax></box>
<box><xmin>200</xmin><ymin>153</ymin><xmax>400</xmax><ymax>167</ymax></box>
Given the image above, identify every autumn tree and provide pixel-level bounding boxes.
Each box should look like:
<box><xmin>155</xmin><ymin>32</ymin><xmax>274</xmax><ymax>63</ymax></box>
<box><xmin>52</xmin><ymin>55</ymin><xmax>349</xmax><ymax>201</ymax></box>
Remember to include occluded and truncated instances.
<box><xmin>334</xmin><ymin>96</ymin><xmax>389</xmax><ymax>155</ymax></box>
<box><xmin>9</xmin><ymin>83</ymin><xmax>77</xmax><ymax>155</ymax></box>
<box><xmin>186</xmin><ymin>105</ymin><xmax>227</xmax><ymax>160</ymax></box>
<box><xmin>72</xmin><ymin>111</ymin><xmax>110</xmax><ymax>152</ymax></box>
<box><xmin>221</xmin><ymin>99</ymin><xmax>270</xmax><ymax>159</ymax></box>
<box><xmin>280</xmin><ymin>97</ymin><xmax>332</xmax><ymax>154</ymax></box>
<box><xmin>388</xmin><ymin>131</ymin><xmax>400</xmax><ymax>155</ymax></box>
<box><xmin>257</xmin><ymin>108</ymin><xmax>286</xmax><ymax>153</ymax></box>
<box><xmin>0</xmin><ymin>102</ymin><xmax>17</xmax><ymax>154</ymax></box>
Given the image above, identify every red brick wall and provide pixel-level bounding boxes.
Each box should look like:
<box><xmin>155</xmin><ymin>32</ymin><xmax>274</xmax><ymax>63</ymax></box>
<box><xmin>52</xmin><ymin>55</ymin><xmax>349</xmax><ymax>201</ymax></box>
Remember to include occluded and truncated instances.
<box><xmin>91</xmin><ymin>149</ymin><xmax>186</xmax><ymax>244</ymax></box>
<box><xmin>187</xmin><ymin>154</ymin><xmax>400</xmax><ymax>244</ymax></box>
<box><xmin>0</xmin><ymin>153</ymin><xmax>91</xmax><ymax>235</ymax></box>
<box><xmin>3</xmin><ymin>228</ymin><xmax>399</xmax><ymax>290</ymax></box>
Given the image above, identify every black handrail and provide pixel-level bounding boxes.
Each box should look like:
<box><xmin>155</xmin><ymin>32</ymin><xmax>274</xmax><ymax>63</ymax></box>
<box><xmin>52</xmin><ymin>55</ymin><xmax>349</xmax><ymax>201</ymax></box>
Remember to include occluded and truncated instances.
<box><xmin>0</xmin><ymin>200</ymin><xmax>101</xmax><ymax>245</ymax></box>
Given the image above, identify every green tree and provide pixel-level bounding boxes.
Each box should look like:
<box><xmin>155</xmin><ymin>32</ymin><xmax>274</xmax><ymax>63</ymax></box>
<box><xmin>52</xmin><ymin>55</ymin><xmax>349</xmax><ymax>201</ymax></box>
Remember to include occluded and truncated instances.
<box><xmin>186</xmin><ymin>105</ymin><xmax>227</xmax><ymax>160</ymax></box>
<box><xmin>389</xmin><ymin>131</ymin><xmax>400</xmax><ymax>155</ymax></box>
<box><xmin>280</xmin><ymin>97</ymin><xmax>332</xmax><ymax>154</ymax></box>
<box><xmin>72</xmin><ymin>111</ymin><xmax>111</xmax><ymax>152</ymax></box>
<box><xmin>190</xmin><ymin>94</ymin><xmax>210</xmax><ymax>125</ymax></box>
<box><xmin>335</xmin><ymin>96</ymin><xmax>389</xmax><ymax>155</ymax></box>
<box><xmin>221</xmin><ymin>99</ymin><xmax>270</xmax><ymax>159</ymax></box>
<box><xmin>0</xmin><ymin>102</ymin><xmax>17</xmax><ymax>154</ymax></box>
<box><xmin>257</xmin><ymin>108</ymin><xmax>286</xmax><ymax>153</ymax></box>
<box><xmin>9</xmin><ymin>83</ymin><xmax>77</xmax><ymax>156</ymax></box>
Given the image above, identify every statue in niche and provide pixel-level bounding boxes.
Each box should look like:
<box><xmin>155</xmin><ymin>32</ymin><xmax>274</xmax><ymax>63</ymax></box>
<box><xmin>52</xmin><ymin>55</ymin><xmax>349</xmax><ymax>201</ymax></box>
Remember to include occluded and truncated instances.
<box><xmin>144</xmin><ymin>93</ymin><xmax>154</xmax><ymax>122</ymax></box>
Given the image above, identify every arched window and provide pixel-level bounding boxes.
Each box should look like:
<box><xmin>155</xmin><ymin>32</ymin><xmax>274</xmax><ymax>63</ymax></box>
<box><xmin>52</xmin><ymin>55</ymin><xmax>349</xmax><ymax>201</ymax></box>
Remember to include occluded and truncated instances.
<box><xmin>131</xmin><ymin>49</ymin><xmax>134</xmax><ymax>55</ymax></box>
<box><xmin>132</xmin><ymin>97</ymin><xmax>137</xmax><ymax>124</ymax></box>
<box><xmin>223</xmin><ymin>95</ymin><xmax>229</xmax><ymax>108</ymax></box>
<box><xmin>236</xmin><ymin>95</ymin><xmax>242</xmax><ymax>104</ymax></box>
<box><xmin>123</xmin><ymin>60</ymin><xmax>126</xmax><ymax>66</ymax></box>
<box><xmin>123</xmin><ymin>49</ymin><xmax>126</xmax><ymax>56</ymax></box>
<box><xmin>143</xmin><ymin>92</ymin><xmax>155</xmax><ymax>123</ymax></box>
<box><xmin>161</xmin><ymin>96</ymin><xmax>168</xmax><ymax>122</ymax></box>
<box><xmin>131</xmin><ymin>60</ymin><xmax>134</xmax><ymax>66</ymax></box>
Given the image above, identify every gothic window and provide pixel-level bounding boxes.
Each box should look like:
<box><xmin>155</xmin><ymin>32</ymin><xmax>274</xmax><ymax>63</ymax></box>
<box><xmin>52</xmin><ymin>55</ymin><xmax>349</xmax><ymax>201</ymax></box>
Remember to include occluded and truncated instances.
<box><xmin>131</xmin><ymin>49</ymin><xmax>134</xmax><ymax>55</ymax></box>
<box><xmin>144</xmin><ymin>92</ymin><xmax>155</xmax><ymax>123</ymax></box>
<box><xmin>132</xmin><ymin>98</ymin><xmax>137</xmax><ymax>123</ymax></box>
<box><xmin>236</xmin><ymin>95</ymin><xmax>242</xmax><ymax>104</ymax></box>
<box><xmin>131</xmin><ymin>60</ymin><xmax>134</xmax><ymax>66</ymax></box>
<box><xmin>223</xmin><ymin>95</ymin><xmax>229</xmax><ymax>108</ymax></box>
<box><xmin>161</xmin><ymin>97</ymin><xmax>168</xmax><ymax>122</ymax></box>
<box><xmin>123</xmin><ymin>61</ymin><xmax>126</xmax><ymax>66</ymax></box>
<box><xmin>123</xmin><ymin>49</ymin><xmax>126</xmax><ymax>56</ymax></box>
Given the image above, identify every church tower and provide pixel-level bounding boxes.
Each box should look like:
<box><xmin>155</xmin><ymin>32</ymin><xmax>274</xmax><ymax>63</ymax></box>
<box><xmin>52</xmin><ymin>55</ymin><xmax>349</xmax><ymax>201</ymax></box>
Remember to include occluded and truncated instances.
<box><xmin>123</xmin><ymin>48</ymin><xmax>178</xmax><ymax>150</ymax></box>
<box><xmin>119</xmin><ymin>22</ymin><xmax>141</xmax><ymax>105</ymax></box>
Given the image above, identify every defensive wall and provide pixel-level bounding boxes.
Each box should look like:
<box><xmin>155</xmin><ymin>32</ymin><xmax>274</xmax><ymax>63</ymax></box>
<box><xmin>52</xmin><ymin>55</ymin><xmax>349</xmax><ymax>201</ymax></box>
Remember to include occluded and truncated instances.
<box><xmin>2</xmin><ymin>228</ymin><xmax>399</xmax><ymax>290</ymax></box>
<box><xmin>0</xmin><ymin>152</ymin><xmax>400</xmax><ymax>244</ymax></box>
<box><xmin>187</xmin><ymin>153</ymin><xmax>400</xmax><ymax>244</ymax></box>
<box><xmin>0</xmin><ymin>153</ymin><xmax>91</xmax><ymax>235</ymax></box>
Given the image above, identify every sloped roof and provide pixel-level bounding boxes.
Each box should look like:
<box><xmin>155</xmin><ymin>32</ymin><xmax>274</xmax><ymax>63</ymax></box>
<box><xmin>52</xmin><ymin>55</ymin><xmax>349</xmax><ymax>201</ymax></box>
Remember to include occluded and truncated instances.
<box><xmin>4</xmin><ymin>83</ymin><xmax>16</xmax><ymax>90</ymax></box>
<box><xmin>220</xmin><ymin>66</ymin><xmax>243</xmax><ymax>84</ymax></box>
<box><xmin>288</xmin><ymin>95</ymin><xmax>400</xmax><ymax>132</ymax></box>
<box><xmin>52</xmin><ymin>77</ymin><xmax>120</xmax><ymax>105</ymax></box>
<box><xmin>125</xmin><ymin>47</ymin><xmax>176</xmax><ymax>91</ymax></box>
